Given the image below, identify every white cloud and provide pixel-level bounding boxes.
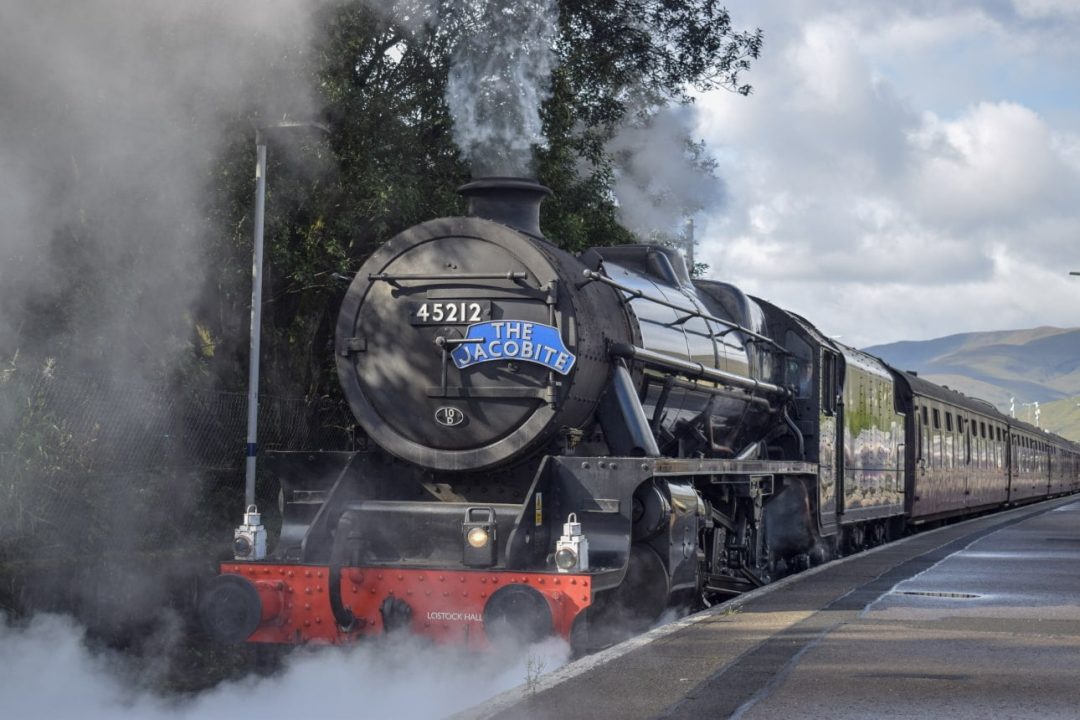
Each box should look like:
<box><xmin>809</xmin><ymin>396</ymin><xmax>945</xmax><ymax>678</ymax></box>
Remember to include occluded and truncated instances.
<box><xmin>692</xmin><ymin>1</ymin><xmax>1080</xmax><ymax>346</ymax></box>
<box><xmin>907</xmin><ymin>102</ymin><xmax>1074</xmax><ymax>226</ymax></box>
<box><xmin>1013</xmin><ymin>0</ymin><xmax>1080</xmax><ymax>20</ymax></box>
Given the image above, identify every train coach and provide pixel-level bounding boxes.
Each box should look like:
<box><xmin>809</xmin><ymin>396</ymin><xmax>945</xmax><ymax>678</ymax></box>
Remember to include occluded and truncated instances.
<box><xmin>198</xmin><ymin>177</ymin><xmax>1080</xmax><ymax>650</ymax></box>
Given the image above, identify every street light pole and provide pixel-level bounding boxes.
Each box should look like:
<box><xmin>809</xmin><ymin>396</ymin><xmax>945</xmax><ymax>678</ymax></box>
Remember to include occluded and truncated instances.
<box><xmin>236</xmin><ymin>120</ymin><xmax>329</xmax><ymax>562</ymax></box>
<box><xmin>245</xmin><ymin>131</ymin><xmax>268</xmax><ymax>513</ymax></box>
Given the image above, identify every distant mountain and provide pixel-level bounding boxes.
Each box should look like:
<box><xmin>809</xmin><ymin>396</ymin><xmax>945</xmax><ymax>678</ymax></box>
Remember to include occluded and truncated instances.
<box><xmin>864</xmin><ymin>327</ymin><xmax>1080</xmax><ymax>442</ymax></box>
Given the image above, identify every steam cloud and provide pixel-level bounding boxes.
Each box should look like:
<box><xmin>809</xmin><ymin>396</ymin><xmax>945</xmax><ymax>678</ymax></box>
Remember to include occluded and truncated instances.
<box><xmin>609</xmin><ymin>106</ymin><xmax>726</xmax><ymax>241</ymax></box>
<box><xmin>1</xmin><ymin>612</ymin><xmax>570</xmax><ymax>719</ymax></box>
<box><xmin>0</xmin><ymin>0</ymin><xmax>335</xmax><ymax>629</ymax></box>
<box><xmin>0</xmin><ymin>0</ymin><xmax>324</xmax><ymax>377</ymax></box>
<box><xmin>444</xmin><ymin>0</ymin><xmax>559</xmax><ymax>178</ymax></box>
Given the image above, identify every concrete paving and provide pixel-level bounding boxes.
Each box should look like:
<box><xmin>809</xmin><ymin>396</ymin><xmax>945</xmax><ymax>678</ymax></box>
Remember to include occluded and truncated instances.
<box><xmin>460</xmin><ymin>497</ymin><xmax>1080</xmax><ymax>720</ymax></box>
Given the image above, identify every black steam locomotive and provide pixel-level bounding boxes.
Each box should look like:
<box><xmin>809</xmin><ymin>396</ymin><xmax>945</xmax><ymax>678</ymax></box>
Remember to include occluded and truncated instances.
<box><xmin>199</xmin><ymin>178</ymin><xmax>1080</xmax><ymax>649</ymax></box>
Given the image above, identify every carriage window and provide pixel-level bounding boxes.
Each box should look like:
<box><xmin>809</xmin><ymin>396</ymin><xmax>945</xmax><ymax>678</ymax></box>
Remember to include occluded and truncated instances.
<box><xmin>980</xmin><ymin>422</ymin><xmax>986</xmax><ymax>438</ymax></box>
<box><xmin>932</xmin><ymin>425</ymin><xmax>942</xmax><ymax>467</ymax></box>
<box><xmin>922</xmin><ymin>407</ymin><xmax>928</xmax><ymax>426</ymax></box>
<box><xmin>932</xmin><ymin>409</ymin><xmax>940</xmax><ymax>429</ymax></box>
<box><xmin>919</xmin><ymin>419</ymin><xmax>927</xmax><ymax>462</ymax></box>
<box><xmin>945</xmin><ymin>413</ymin><xmax>953</xmax><ymax>432</ymax></box>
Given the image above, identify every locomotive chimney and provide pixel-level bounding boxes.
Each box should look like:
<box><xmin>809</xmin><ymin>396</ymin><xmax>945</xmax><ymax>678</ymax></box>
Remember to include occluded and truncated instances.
<box><xmin>458</xmin><ymin>177</ymin><xmax>552</xmax><ymax>238</ymax></box>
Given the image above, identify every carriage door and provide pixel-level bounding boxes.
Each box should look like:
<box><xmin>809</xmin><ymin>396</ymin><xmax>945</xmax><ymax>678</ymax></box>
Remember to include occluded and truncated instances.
<box><xmin>821</xmin><ymin>349</ymin><xmax>842</xmax><ymax>526</ymax></box>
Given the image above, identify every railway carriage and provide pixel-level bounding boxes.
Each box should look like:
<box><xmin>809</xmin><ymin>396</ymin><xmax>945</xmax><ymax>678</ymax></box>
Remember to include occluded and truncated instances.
<box><xmin>895</xmin><ymin>374</ymin><xmax>1011</xmax><ymax>522</ymax></box>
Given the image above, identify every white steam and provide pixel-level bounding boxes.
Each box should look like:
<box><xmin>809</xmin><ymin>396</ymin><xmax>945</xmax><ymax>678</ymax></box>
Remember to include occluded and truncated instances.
<box><xmin>445</xmin><ymin>0</ymin><xmax>559</xmax><ymax>177</ymax></box>
<box><xmin>1</xmin><ymin>613</ymin><xmax>570</xmax><ymax>720</ymax></box>
<box><xmin>609</xmin><ymin>105</ymin><xmax>725</xmax><ymax>241</ymax></box>
<box><xmin>0</xmin><ymin>0</ymin><xmax>326</xmax><ymax>375</ymax></box>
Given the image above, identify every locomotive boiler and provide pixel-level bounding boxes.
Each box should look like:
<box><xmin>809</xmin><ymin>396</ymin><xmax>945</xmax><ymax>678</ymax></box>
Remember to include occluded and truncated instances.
<box><xmin>198</xmin><ymin>177</ymin><xmax>821</xmax><ymax>648</ymax></box>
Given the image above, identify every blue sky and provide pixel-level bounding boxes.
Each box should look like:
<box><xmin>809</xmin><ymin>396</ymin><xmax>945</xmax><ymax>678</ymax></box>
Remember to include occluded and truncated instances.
<box><xmin>687</xmin><ymin>0</ymin><xmax>1080</xmax><ymax>347</ymax></box>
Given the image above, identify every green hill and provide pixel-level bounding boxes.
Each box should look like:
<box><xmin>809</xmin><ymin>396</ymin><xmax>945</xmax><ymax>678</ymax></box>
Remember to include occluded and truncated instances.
<box><xmin>1039</xmin><ymin>396</ymin><xmax>1080</xmax><ymax>441</ymax></box>
<box><xmin>864</xmin><ymin>327</ymin><xmax>1080</xmax><ymax>443</ymax></box>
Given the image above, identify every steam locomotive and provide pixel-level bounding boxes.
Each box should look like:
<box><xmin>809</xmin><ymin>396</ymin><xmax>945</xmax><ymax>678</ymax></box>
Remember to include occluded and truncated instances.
<box><xmin>199</xmin><ymin>177</ymin><xmax>1080</xmax><ymax>649</ymax></box>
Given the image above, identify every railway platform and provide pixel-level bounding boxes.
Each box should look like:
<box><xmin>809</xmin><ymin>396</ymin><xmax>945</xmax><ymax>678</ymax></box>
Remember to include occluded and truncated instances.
<box><xmin>460</xmin><ymin>496</ymin><xmax>1080</xmax><ymax>720</ymax></box>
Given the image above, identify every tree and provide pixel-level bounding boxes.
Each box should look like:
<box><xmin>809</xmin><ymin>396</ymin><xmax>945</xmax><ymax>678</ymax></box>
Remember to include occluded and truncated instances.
<box><xmin>198</xmin><ymin>0</ymin><xmax>762</xmax><ymax>400</ymax></box>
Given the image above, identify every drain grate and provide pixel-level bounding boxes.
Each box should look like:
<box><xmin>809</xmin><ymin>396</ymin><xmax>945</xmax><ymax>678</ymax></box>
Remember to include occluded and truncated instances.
<box><xmin>895</xmin><ymin>590</ymin><xmax>981</xmax><ymax>599</ymax></box>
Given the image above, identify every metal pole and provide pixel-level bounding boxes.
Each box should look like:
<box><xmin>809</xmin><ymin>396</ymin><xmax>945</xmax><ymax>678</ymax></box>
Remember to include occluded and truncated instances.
<box><xmin>245</xmin><ymin>133</ymin><xmax>267</xmax><ymax>511</ymax></box>
<box><xmin>685</xmin><ymin>218</ymin><xmax>695</xmax><ymax>271</ymax></box>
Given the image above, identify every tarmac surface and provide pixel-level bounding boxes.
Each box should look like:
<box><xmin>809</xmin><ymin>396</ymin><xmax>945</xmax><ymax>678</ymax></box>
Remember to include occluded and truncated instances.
<box><xmin>460</xmin><ymin>496</ymin><xmax>1080</xmax><ymax>720</ymax></box>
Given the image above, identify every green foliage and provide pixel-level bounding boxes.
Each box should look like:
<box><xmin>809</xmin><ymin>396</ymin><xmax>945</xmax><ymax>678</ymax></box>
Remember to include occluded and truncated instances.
<box><xmin>1040</xmin><ymin>396</ymin><xmax>1080</xmax><ymax>443</ymax></box>
<box><xmin>1</xmin><ymin>360</ymin><xmax>96</xmax><ymax>553</ymax></box>
<box><xmin>719</xmin><ymin>603</ymin><xmax>742</xmax><ymax>619</ymax></box>
<box><xmin>195</xmin><ymin>0</ymin><xmax>761</xmax><ymax>400</ymax></box>
<box><xmin>539</xmin><ymin>1</ymin><xmax>760</xmax><ymax>249</ymax></box>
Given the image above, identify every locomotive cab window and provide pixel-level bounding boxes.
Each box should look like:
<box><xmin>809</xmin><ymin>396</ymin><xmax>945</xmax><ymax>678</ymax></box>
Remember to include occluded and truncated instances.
<box><xmin>783</xmin><ymin>331</ymin><xmax>813</xmax><ymax>401</ymax></box>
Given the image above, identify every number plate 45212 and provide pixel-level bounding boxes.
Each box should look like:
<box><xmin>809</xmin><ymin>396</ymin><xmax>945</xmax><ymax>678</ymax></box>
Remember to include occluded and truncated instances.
<box><xmin>410</xmin><ymin>301</ymin><xmax>491</xmax><ymax>325</ymax></box>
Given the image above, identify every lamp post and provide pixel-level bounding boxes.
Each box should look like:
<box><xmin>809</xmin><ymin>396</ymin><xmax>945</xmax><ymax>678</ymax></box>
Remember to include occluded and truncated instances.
<box><xmin>237</xmin><ymin>120</ymin><xmax>328</xmax><ymax>561</ymax></box>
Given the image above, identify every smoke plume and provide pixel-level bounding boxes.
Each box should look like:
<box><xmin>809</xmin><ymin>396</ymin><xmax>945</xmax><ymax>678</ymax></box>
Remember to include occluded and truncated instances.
<box><xmin>444</xmin><ymin>0</ymin><xmax>559</xmax><ymax>178</ymax></box>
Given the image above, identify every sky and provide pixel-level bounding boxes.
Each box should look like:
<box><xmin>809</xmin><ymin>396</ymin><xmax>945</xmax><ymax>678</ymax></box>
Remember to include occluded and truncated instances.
<box><xmin>692</xmin><ymin>0</ymin><xmax>1080</xmax><ymax>348</ymax></box>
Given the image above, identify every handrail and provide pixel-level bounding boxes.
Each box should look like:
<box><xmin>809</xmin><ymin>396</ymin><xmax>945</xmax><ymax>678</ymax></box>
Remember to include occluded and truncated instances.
<box><xmin>608</xmin><ymin>342</ymin><xmax>790</xmax><ymax>399</ymax></box>
<box><xmin>581</xmin><ymin>269</ymin><xmax>784</xmax><ymax>352</ymax></box>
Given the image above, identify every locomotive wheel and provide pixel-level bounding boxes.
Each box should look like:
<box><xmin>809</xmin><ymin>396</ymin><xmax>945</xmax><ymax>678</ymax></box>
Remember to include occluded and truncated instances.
<box><xmin>589</xmin><ymin>543</ymin><xmax>671</xmax><ymax>643</ymax></box>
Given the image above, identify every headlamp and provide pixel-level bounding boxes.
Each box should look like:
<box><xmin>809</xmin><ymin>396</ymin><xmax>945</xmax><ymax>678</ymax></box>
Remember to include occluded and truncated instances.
<box><xmin>467</xmin><ymin>526</ymin><xmax>490</xmax><ymax>548</ymax></box>
<box><xmin>233</xmin><ymin>535</ymin><xmax>253</xmax><ymax>558</ymax></box>
<box><xmin>463</xmin><ymin>507</ymin><xmax>497</xmax><ymax>566</ymax></box>
<box><xmin>554</xmin><ymin>546</ymin><xmax>578</xmax><ymax>570</ymax></box>
<box><xmin>554</xmin><ymin>513</ymin><xmax>589</xmax><ymax>573</ymax></box>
